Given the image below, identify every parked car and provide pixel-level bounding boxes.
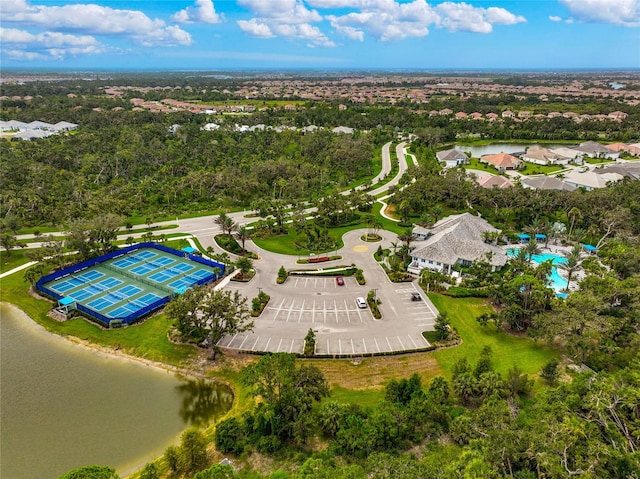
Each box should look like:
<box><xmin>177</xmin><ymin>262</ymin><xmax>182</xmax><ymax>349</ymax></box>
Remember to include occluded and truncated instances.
<box><xmin>336</xmin><ymin>276</ymin><xmax>344</xmax><ymax>286</ymax></box>
<box><xmin>356</xmin><ymin>297</ymin><xmax>367</xmax><ymax>309</ymax></box>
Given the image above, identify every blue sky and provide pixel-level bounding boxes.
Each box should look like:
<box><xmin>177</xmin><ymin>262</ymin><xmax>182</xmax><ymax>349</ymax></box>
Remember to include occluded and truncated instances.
<box><xmin>1</xmin><ymin>0</ymin><xmax>639</xmax><ymax>70</ymax></box>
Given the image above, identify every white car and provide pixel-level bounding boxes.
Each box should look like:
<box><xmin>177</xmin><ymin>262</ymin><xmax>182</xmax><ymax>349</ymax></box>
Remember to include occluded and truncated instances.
<box><xmin>356</xmin><ymin>297</ymin><xmax>367</xmax><ymax>309</ymax></box>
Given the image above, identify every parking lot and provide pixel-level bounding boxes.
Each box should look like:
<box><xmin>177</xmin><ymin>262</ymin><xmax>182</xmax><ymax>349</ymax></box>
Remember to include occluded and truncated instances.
<box><xmin>221</xmin><ymin>266</ymin><xmax>438</xmax><ymax>356</ymax></box>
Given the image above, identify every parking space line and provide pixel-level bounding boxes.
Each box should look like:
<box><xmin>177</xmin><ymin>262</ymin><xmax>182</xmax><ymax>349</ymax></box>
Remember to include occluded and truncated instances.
<box><xmin>228</xmin><ymin>333</ymin><xmax>238</xmax><ymax>346</ymax></box>
<box><xmin>311</xmin><ymin>300</ymin><xmax>316</xmax><ymax>323</ymax></box>
<box><xmin>344</xmin><ymin>300</ymin><xmax>351</xmax><ymax>323</ymax></box>
<box><xmin>272</xmin><ymin>298</ymin><xmax>286</xmax><ymax>322</ymax></box>
<box><xmin>374</xmin><ymin>337</ymin><xmax>381</xmax><ymax>353</ymax></box>
<box><xmin>277</xmin><ymin>338</ymin><xmax>283</xmax><ymax>352</ymax></box>
<box><xmin>323</xmin><ymin>300</ymin><xmax>327</xmax><ymax>323</ymax></box>
<box><xmin>264</xmin><ymin>337</ymin><xmax>271</xmax><ymax>351</ymax></box>
<box><xmin>397</xmin><ymin>336</ymin><xmax>405</xmax><ymax>349</ymax></box>
<box><xmin>251</xmin><ymin>336</ymin><xmax>260</xmax><ymax>350</ymax></box>
<box><xmin>290</xmin><ymin>339</ymin><xmax>295</xmax><ymax>353</ymax></box>
<box><xmin>386</xmin><ymin>336</ymin><xmax>392</xmax><ymax>350</ymax></box>
<box><xmin>239</xmin><ymin>335</ymin><xmax>249</xmax><ymax>349</ymax></box>
<box><xmin>407</xmin><ymin>335</ymin><xmax>418</xmax><ymax>348</ymax></box>
<box><xmin>286</xmin><ymin>301</ymin><xmax>295</xmax><ymax>322</ymax></box>
<box><xmin>298</xmin><ymin>300</ymin><xmax>305</xmax><ymax>323</ymax></box>
<box><xmin>326</xmin><ymin>339</ymin><xmax>330</xmax><ymax>355</ymax></box>
<box><xmin>294</xmin><ymin>277</ymin><xmax>300</xmax><ymax>287</ymax></box>
<box><xmin>351</xmin><ymin>339</ymin><xmax>355</xmax><ymax>354</ymax></box>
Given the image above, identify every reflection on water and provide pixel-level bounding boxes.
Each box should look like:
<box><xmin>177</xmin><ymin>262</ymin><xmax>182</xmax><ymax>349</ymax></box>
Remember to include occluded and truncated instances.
<box><xmin>0</xmin><ymin>303</ymin><xmax>233</xmax><ymax>479</ymax></box>
<box><xmin>177</xmin><ymin>377</ymin><xmax>235</xmax><ymax>427</ymax></box>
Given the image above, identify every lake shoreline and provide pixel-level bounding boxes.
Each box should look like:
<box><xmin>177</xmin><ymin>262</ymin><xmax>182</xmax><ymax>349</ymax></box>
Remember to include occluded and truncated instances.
<box><xmin>0</xmin><ymin>301</ymin><xmax>235</xmax><ymax>390</ymax></box>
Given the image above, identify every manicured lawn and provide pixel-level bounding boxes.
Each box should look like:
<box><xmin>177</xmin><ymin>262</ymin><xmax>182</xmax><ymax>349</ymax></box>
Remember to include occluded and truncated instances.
<box><xmin>519</xmin><ymin>163</ymin><xmax>563</xmax><ymax>175</ymax></box>
<box><xmin>429</xmin><ymin>294</ymin><xmax>558</xmax><ymax>379</ymax></box>
<box><xmin>0</xmin><ymin>249</ymin><xmax>34</xmax><ymax>275</ymax></box>
<box><xmin>465</xmin><ymin>158</ymin><xmax>500</xmax><ymax>174</ymax></box>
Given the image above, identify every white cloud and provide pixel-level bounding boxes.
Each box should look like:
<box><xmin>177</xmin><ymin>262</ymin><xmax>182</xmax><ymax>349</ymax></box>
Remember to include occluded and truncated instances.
<box><xmin>324</xmin><ymin>0</ymin><xmax>524</xmax><ymax>41</ymax></box>
<box><xmin>327</xmin><ymin>0</ymin><xmax>437</xmax><ymax>42</ymax></box>
<box><xmin>237</xmin><ymin>0</ymin><xmax>334</xmax><ymax>46</ymax></box>
<box><xmin>549</xmin><ymin>15</ymin><xmax>562</xmax><ymax>22</ymax></box>
<box><xmin>237</xmin><ymin>19</ymin><xmax>275</xmax><ymax>38</ymax></box>
<box><xmin>0</xmin><ymin>0</ymin><xmax>192</xmax><ymax>46</ymax></box>
<box><xmin>436</xmin><ymin>2</ymin><xmax>525</xmax><ymax>33</ymax></box>
<box><xmin>560</xmin><ymin>0</ymin><xmax>640</xmax><ymax>27</ymax></box>
<box><xmin>0</xmin><ymin>26</ymin><xmax>107</xmax><ymax>60</ymax></box>
<box><xmin>172</xmin><ymin>0</ymin><xmax>222</xmax><ymax>24</ymax></box>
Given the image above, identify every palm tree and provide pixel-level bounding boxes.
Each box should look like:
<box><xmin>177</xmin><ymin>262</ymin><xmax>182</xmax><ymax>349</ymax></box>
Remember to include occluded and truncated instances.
<box><xmin>559</xmin><ymin>244</ymin><xmax>582</xmax><ymax>292</ymax></box>
<box><xmin>567</xmin><ymin>207</ymin><xmax>582</xmax><ymax>241</ymax></box>
<box><xmin>524</xmin><ymin>239</ymin><xmax>540</xmax><ymax>262</ymax></box>
<box><xmin>235</xmin><ymin>225</ymin><xmax>251</xmax><ymax>252</ymax></box>
<box><xmin>214</xmin><ymin>213</ymin><xmax>237</xmax><ymax>238</ymax></box>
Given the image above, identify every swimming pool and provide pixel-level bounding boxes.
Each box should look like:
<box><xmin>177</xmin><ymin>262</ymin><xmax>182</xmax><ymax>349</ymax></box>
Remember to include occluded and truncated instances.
<box><xmin>507</xmin><ymin>249</ymin><xmax>568</xmax><ymax>292</ymax></box>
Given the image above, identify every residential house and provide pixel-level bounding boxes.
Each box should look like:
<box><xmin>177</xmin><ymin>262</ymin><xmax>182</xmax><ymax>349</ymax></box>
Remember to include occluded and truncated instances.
<box><xmin>332</xmin><ymin>126</ymin><xmax>354</xmax><ymax>134</ymax></box>
<box><xmin>608</xmin><ymin>111</ymin><xmax>628</xmax><ymax>121</ymax></box>
<box><xmin>478</xmin><ymin>175</ymin><xmax>514</xmax><ymax>189</ymax></box>
<box><xmin>501</xmin><ymin>110</ymin><xmax>515</xmax><ymax>119</ymax></box>
<box><xmin>550</xmin><ymin>146</ymin><xmax>584</xmax><ymax>164</ymax></box>
<box><xmin>574</xmin><ymin>141</ymin><xmax>620</xmax><ymax>160</ymax></box>
<box><xmin>480</xmin><ymin>152</ymin><xmax>523</xmax><ymax>172</ymax></box>
<box><xmin>408</xmin><ymin>213</ymin><xmax>507</xmax><ymax>275</ymax></box>
<box><xmin>563</xmin><ymin>169</ymin><xmax>624</xmax><ymax>191</ymax></box>
<box><xmin>521</xmin><ymin>176</ymin><xmax>576</xmax><ymax>191</ymax></box>
<box><xmin>606</xmin><ymin>142</ymin><xmax>640</xmax><ymax>157</ymax></box>
<box><xmin>596</xmin><ymin>163</ymin><xmax>640</xmax><ymax>180</ymax></box>
<box><xmin>486</xmin><ymin>112</ymin><xmax>499</xmax><ymax>121</ymax></box>
<box><xmin>437</xmin><ymin>148</ymin><xmax>469</xmax><ymax>168</ymax></box>
<box><xmin>522</xmin><ymin>145</ymin><xmax>570</xmax><ymax>166</ymax></box>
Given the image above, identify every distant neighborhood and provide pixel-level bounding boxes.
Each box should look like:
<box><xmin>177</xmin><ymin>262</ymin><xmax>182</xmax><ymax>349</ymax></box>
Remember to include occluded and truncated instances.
<box><xmin>0</xmin><ymin>119</ymin><xmax>78</xmax><ymax>140</ymax></box>
<box><xmin>438</xmin><ymin>140</ymin><xmax>640</xmax><ymax>192</ymax></box>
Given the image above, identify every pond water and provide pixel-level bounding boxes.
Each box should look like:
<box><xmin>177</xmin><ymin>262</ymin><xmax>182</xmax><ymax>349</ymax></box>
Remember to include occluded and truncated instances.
<box><xmin>0</xmin><ymin>303</ymin><xmax>234</xmax><ymax>479</ymax></box>
<box><xmin>455</xmin><ymin>143</ymin><xmax>568</xmax><ymax>157</ymax></box>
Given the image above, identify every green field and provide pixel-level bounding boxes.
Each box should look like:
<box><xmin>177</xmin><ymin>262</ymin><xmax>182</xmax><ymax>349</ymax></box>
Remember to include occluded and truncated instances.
<box><xmin>429</xmin><ymin>294</ymin><xmax>558</xmax><ymax>379</ymax></box>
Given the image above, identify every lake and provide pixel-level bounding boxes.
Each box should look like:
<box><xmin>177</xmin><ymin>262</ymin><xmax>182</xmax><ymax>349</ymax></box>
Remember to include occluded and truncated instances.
<box><xmin>0</xmin><ymin>303</ymin><xmax>233</xmax><ymax>479</ymax></box>
<box><xmin>455</xmin><ymin>143</ymin><xmax>568</xmax><ymax>157</ymax></box>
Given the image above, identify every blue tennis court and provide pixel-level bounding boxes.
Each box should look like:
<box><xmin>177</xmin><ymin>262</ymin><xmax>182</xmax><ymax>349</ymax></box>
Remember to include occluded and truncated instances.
<box><xmin>51</xmin><ymin>270</ymin><xmax>105</xmax><ymax>293</ymax></box>
<box><xmin>107</xmin><ymin>293</ymin><xmax>163</xmax><ymax>318</ymax></box>
<box><xmin>130</xmin><ymin>257</ymin><xmax>175</xmax><ymax>275</ymax></box>
<box><xmin>66</xmin><ymin>277</ymin><xmax>122</xmax><ymax>301</ymax></box>
<box><xmin>168</xmin><ymin>270</ymin><xmax>213</xmax><ymax>290</ymax></box>
<box><xmin>149</xmin><ymin>263</ymin><xmax>194</xmax><ymax>283</ymax></box>
<box><xmin>38</xmin><ymin>244</ymin><xmax>227</xmax><ymax>326</ymax></box>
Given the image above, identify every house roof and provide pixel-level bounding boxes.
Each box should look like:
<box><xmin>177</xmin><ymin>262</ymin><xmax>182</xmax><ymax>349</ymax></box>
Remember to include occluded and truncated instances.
<box><xmin>478</xmin><ymin>175</ymin><xmax>514</xmax><ymax>189</ymax></box>
<box><xmin>481</xmin><ymin>152</ymin><xmax>521</xmax><ymax>168</ymax></box>
<box><xmin>411</xmin><ymin>213</ymin><xmax>507</xmax><ymax>267</ymax></box>
<box><xmin>563</xmin><ymin>169</ymin><xmax>624</xmax><ymax>189</ymax></box>
<box><xmin>521</xmin><ymin>175</ymin><xmax>576</xmax><ymax>191</ymax></box>
<box><xmin>523</xmin><ymin>145</ymin><xmax>567</xmax><ymax>163</ymax></box>
<box><xmin>597</xmin><ymin>163</ymin><xmax>640</xmax><ymax>179</ymax></box>
<box><xmin>575</xmin><ymin>141</ymin><xmax>611</xmax><ymax>155</ymax></box>
<box><xmin>436</xmin><ymin>148</ymin><xmax>468</xmax><ymax>162</ymax></box>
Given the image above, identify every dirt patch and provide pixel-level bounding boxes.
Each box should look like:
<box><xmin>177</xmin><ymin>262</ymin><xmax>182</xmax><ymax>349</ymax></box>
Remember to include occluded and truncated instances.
<box><xmin>308</xmin><ymin>352</ymin><xmax>442</xmax><ymax>390</ymax></box>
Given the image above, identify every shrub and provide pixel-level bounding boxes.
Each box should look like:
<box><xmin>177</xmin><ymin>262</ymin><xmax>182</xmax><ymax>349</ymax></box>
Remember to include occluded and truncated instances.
<box><xmin>215</xmin><ymin>417</ymin><xmax>245</xmax><ymax>455</ymax></box>
<box><xmin>304</xmin><ymin>328</ymin><xmax>316</xmax><ymax>356</ymax></box>
<box><xmin>354</xmin><ymin>269</ymin><xmax>366</xmax><ymax>285</ymax></box>
<box><xmin>215</xmin><ymin>234</ymin><xmax>243</xmax><ymax>254</ymax></box>
<box><xmin>277</xmin><ymin>265</ymin><xmax>288</xmax><ymax>284</ymax></box>
<box><xmin>444</xmin><ymin>286</ymin><xmax>490</xmax><ymax>298</ymax></box>
<box><xmin>251</xmin><ymin>291</ymin><xmax>270</xmax><ymax>317</ymax></box>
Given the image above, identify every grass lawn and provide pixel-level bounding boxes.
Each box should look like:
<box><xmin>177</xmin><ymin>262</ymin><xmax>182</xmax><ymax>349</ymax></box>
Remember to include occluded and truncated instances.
<box><xmin>519</xmin><ymin>163</ymin><xmax>563</xmax><ymax>175</ymax></box>
<box><xmin>0</xmin><ymin>249</ymin><xmax>34</xmax><ymax>275</ymax></box>
<box><xmin>429</xmin><ymin>294</ymin><xmax>558</xmax><ymax>379</ymax></box>
<box><xmin>465</xmin><ymin>158</ymin><xmax>499</xmax><ymax>174</ymax></box>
